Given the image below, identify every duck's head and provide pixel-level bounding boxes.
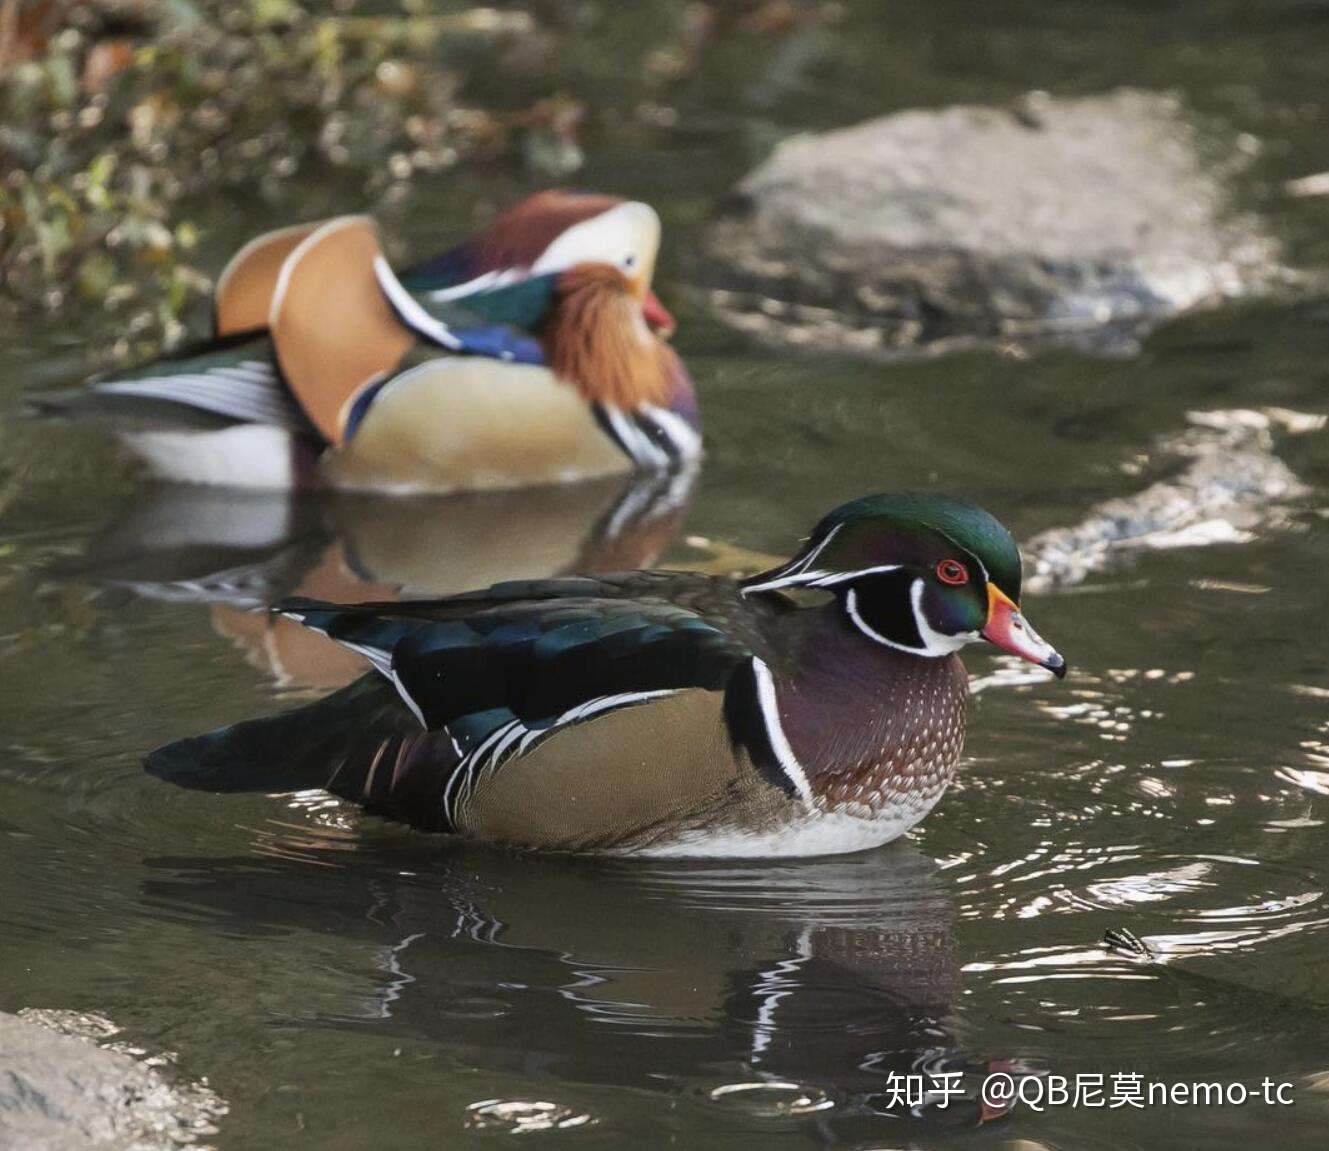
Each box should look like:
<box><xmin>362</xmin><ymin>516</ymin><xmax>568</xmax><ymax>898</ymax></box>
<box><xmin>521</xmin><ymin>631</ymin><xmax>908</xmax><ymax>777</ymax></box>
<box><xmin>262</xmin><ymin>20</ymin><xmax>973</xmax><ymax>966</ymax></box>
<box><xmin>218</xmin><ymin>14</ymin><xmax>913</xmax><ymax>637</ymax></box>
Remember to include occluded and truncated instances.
<box><xmin>743</xmin><ymin>492</ymin><xmax>1066</xmax><ymax>676</ymax></box>
<box><xmin>402</xmin><ymin>190</ymin><xmax>674</xmax><ymax>334</ymax></box>
<box><xmin>531</xmin><ymin>198</ymin><xmax>670</xmax><ymax>330</ymax></box>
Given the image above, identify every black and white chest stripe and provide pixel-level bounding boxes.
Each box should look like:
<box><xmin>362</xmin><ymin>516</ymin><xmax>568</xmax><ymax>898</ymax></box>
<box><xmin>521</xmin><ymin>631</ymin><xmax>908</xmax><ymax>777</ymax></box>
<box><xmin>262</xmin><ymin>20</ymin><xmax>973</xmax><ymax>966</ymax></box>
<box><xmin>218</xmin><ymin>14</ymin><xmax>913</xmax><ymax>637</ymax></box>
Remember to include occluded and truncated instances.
<box><xmin>724</xmin><ymin>658</ymin><xmax>814</xmax><ymax>805</ymax></box>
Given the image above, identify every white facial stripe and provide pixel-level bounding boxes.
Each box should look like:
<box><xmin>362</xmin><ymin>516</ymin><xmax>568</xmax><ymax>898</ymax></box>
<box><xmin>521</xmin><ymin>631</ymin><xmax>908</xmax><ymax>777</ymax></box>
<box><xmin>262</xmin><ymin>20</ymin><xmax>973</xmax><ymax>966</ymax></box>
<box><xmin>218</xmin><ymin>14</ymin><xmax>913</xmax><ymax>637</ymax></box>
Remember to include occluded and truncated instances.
<box><xmin>844</xmin><ymin>586</ymin><xmax>899</xmax><ymax>648</ymax></box>
<box><xmin>791</xmin><ymin>522</ymin><xmax>841</xmax><ymax>573</ymax></box>
<box><xmin>531</xmin><ymin>202</ymin><xmax>661</xmax><ymax>278</ymax></box>
<box><xmin>743</xmin><ymin>560</ymin><xmax>902</xmax><ymax>596</ymax></box>
<box><xmin>751</xmin><ymin>659</ymin><xmax>814</xmax><ymax>804</ymax></box>
<box><xmin>909</xmin><ymin>578</ymin><xmax>974</xmax><ymax>655</ymax></box>
<box><xmin>844</xmin><ymin>580</ymin><xmax>975</xmax><ymax>658</ymax></box>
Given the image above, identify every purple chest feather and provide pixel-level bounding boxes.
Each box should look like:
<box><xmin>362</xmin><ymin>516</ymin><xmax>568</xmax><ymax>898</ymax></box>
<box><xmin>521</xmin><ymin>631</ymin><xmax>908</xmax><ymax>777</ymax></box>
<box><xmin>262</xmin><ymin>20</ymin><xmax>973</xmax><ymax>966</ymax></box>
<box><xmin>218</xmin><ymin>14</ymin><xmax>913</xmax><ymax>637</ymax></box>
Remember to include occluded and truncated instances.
<box><xmin>772</xmin><ymin>620</ymin><xmax>970</xmax><ymax>815</ymax></box>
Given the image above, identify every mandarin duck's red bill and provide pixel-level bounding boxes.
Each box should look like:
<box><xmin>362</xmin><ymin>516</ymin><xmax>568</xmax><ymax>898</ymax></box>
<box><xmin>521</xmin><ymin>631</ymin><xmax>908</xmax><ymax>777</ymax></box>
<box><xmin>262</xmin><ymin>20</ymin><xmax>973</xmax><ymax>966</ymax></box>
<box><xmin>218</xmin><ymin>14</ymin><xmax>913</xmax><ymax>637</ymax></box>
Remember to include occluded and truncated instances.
<box><xmin>31</xmin><ymin>190</ymin><xmax>700</xmax><ymax>494</ymax></box>
<box><xmin>146</xmin><ymin>492</ymin><xmax>1066</xmax><ymax>859</ymax></box>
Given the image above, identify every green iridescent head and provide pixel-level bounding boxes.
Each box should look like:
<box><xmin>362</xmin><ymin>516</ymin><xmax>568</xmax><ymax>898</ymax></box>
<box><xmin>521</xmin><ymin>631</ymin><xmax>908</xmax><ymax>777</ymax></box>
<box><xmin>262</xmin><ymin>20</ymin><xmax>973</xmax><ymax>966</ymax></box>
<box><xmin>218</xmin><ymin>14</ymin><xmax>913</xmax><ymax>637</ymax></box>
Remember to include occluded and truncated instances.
<box><xmin>744</xmin><ymin>492</ymin><xmax>1065</xmax><ymax>675</ymax></box>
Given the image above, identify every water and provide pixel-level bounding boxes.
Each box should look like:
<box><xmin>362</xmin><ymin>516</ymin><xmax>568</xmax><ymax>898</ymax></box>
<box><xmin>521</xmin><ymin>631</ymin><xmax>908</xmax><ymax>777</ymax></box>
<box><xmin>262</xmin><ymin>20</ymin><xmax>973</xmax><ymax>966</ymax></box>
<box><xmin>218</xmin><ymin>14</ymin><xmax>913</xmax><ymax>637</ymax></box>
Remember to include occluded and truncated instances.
<box><xmin>4</xmin><ymin>3</ymin><xmax>1329</xmax><ymax>1148</ymax></box>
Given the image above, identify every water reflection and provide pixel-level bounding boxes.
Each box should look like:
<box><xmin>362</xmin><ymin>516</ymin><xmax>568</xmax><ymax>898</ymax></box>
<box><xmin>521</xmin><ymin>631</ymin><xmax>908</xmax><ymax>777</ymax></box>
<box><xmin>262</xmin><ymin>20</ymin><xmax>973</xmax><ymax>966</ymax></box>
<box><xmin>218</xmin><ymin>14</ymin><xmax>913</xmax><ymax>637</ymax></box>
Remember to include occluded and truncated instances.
<box><xmin>59</xmin><ymin>468</ymin><xmax>697</xmax><ymax>690</ymax></box>
<box><xmin>140</xmin><ymin>841</ymin><xmax>1017</xmax><ymax>1138</ymax></box>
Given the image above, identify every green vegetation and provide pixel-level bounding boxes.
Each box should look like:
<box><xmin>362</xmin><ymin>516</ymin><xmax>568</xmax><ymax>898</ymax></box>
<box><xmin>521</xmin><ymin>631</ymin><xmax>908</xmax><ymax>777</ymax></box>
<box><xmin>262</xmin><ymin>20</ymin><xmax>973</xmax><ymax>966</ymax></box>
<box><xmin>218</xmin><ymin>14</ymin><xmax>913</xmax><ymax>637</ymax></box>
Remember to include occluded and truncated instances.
<box><xmin>0</xmin><ymin>0</ymin><xmax>587</xmax><ymax>346</ymax></box>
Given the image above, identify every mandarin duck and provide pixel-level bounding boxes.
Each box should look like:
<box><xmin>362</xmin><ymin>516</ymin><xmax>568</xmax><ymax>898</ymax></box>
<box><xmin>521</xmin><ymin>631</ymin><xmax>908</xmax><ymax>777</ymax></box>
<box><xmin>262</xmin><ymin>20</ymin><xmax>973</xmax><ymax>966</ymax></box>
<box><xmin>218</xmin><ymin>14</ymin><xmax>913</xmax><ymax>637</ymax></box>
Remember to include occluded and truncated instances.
<box><xmin>34</xmin><ymin>191</ymin><xmax>699</xmax><ymax>492</ymax></box>
<box><xmin>147</xmin><ymin>493</ymin><xmax>1066</xmax><ymax>858</ymax></box>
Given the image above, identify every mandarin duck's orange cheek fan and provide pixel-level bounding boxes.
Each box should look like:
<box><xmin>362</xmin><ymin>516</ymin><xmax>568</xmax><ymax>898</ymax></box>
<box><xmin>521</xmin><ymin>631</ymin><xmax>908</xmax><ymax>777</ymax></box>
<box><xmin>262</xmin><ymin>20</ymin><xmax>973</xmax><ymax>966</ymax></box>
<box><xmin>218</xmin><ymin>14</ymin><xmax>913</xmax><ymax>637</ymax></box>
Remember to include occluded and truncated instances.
<box><xmin>145</xmin><ymin>492</ymin><xmax>1066</xmax><ymax>859</ymax></box>
<box><xmin>29</xmin><ymin>190</ymin><xmax>700</xmax><ymax>494</ymax></box>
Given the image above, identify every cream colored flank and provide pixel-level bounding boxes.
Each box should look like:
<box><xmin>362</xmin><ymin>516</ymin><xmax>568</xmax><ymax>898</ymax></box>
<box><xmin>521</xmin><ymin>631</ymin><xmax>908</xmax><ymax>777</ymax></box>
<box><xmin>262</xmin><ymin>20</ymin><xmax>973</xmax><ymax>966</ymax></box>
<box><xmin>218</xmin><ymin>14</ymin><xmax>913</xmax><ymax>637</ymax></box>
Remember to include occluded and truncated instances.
<box><xmin>322</xmin><ymin>359</ymin><xmax>630</xmax><ymax>493</ymax></box>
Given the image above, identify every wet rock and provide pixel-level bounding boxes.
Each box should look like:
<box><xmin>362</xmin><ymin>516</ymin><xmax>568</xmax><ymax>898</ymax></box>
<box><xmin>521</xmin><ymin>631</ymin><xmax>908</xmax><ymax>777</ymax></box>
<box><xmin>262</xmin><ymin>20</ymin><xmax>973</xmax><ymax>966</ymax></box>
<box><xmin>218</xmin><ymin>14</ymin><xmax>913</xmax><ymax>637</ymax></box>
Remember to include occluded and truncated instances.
<box><xmin>1024</xmin><ymin>409</ymin><xmax>1318</xmax><ymax>592</ymax></box>
<box><xmin>0</xmin><ymin>1008</ymin><xmax>226</xmax><ymax>1150</ymax></box>
<box><xmin>707</xmin><ymin>89</ymin><xmax>1286</xmax><ymax>355</ymax></box>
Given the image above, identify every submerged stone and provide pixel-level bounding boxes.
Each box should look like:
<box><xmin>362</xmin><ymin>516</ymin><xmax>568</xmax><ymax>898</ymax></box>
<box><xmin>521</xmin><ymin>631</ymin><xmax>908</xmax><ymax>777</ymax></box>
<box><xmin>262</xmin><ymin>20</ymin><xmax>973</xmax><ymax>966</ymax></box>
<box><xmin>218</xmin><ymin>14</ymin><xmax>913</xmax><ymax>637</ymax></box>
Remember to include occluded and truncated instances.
<box><xmin>706</xmin><ymin>89</ymin><xmax>1287</xmax><ymax>355</ymax></box>
<box><xmin>0</xmin><ymin>1009</ymin><xmax>226</xmax><ymax>1150</ymax></box>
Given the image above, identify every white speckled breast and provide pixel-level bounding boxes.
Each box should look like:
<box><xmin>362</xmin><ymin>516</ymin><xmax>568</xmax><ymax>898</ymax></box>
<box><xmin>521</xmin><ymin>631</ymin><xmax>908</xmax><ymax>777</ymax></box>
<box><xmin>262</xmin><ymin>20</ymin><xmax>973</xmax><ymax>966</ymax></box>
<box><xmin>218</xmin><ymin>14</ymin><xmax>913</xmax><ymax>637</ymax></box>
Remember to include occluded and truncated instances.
<box><xmin>773</xmin><ymin>643</ymin><xmax>970</xmax><ymax>824</ymax></box>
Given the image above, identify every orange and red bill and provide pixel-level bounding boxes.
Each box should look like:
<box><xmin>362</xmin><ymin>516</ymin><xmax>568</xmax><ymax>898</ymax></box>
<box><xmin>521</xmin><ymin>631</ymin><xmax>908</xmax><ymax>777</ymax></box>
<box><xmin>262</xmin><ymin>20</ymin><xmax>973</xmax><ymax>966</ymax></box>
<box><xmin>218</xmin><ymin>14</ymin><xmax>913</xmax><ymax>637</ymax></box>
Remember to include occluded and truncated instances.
<box><xmin>982</xmin><ymin>584</ymin><xmax>1066</xmax><ymax>677</ymax></box>
<box><xmin>641</xmin><ymin>289</ymin><xmax>675</xmax><ymax>337</ymax></box>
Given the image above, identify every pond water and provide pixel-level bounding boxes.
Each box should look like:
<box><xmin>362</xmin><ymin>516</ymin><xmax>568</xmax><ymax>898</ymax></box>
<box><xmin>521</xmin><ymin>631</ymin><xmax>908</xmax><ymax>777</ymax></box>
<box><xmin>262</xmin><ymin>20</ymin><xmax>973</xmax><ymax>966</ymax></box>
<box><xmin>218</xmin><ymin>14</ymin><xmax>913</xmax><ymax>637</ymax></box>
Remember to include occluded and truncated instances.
<box><xmin>3</xmin><ymin>3</ymin><xmax>1329</xmax><ymax>1149</ymax></box>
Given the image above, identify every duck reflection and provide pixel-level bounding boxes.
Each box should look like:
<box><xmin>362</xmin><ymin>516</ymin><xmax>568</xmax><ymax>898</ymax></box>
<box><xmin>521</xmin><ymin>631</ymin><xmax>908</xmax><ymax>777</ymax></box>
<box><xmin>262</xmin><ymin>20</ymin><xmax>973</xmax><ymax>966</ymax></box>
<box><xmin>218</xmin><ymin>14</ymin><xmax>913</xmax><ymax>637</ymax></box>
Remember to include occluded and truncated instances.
<box><xmin>67</xmin><ymin>468</ymin><xmax>696</xmax><ymax>690</ymax></box>
<box><xmin>141</xmin><ymin>840</ymin><xmax>1009</xmax><ymax>1137</ymax></box>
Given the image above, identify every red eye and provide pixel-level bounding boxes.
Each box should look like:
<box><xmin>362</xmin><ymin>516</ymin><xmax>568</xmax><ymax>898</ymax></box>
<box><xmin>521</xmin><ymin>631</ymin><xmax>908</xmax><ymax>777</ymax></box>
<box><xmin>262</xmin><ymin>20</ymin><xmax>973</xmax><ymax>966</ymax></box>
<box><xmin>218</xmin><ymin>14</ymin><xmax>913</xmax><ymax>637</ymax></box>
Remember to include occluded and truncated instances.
<box><xmin>936</xmin><ymin>559</ymin><xmax>969</xmax><ymax>586</ymax></box>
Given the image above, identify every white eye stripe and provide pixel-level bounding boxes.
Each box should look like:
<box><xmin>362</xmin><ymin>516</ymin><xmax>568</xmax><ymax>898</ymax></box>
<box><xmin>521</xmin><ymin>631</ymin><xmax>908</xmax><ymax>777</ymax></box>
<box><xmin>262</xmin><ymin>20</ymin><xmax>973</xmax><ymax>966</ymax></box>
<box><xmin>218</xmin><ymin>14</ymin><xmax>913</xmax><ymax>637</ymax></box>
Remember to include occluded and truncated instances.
<box><xmin>804</xmin><ymin>565</ymin><xmax>902</xmax><ymax>588</ymax></box>
<box><xmin>744</xmin><ymin>565</ymin><xmax>902</xmax><ymax>594</ymax></box>
<box><xmin>531</xmin><ymin>202</ymin><xmax>660</xmax><ymax>275</ymax></box>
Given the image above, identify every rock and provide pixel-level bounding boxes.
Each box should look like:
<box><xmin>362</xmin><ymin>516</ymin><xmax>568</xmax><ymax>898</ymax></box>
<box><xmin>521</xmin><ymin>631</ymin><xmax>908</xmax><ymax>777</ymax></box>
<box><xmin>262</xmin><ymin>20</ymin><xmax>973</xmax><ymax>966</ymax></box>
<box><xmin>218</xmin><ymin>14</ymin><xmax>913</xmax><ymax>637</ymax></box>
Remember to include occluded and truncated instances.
<box><xmin>1023</xmin><ymin>408</ymin><xmax>1316</xmax><ymax>593</ymax></box>
<box><xmin>706</xmin><ymin>89</ymin><xmax>1287</xmax><ymax>355</ymax></box>
<box><xmin>0</xmin><ymin>1009</ymin><xmax>226</xmax><ymax>1150</ymax></box>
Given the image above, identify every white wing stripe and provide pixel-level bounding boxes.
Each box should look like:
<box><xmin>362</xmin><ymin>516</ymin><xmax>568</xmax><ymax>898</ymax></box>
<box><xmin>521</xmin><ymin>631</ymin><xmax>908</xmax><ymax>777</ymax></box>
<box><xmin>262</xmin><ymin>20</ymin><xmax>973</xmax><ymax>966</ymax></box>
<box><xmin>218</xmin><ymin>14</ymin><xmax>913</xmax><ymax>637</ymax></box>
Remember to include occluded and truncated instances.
<box><xmin>374</xmin><ymin>256</ymin><xmax>464</xmax><ymax>350</ymax></box>
<box><xmin>440</xmin><ymin>689</ymin><xmax>679</xmax><ymax>828</ymax></box>
<box><xmin>425</xmin><ymin>268</ymin><xmax>523</xmax><ymax>302</ymax></box>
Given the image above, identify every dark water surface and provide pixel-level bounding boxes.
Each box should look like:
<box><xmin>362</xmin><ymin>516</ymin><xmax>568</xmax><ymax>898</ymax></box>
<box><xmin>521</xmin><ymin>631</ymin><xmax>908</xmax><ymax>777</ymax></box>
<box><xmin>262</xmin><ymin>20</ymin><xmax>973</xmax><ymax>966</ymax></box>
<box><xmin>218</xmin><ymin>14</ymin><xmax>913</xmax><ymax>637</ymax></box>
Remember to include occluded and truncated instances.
<box><xmin>4</xmin><ymin>3</ymin><xmax>1329</xmax><ymax>1148</ymax></box>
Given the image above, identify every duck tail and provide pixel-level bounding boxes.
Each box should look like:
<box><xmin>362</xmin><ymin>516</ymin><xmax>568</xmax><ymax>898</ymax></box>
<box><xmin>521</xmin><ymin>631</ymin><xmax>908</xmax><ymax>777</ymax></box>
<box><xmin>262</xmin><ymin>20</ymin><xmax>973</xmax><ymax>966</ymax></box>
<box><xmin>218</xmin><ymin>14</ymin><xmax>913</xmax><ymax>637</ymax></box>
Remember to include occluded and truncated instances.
<box><xmin>144</xmin><ymin>674</ymin><xmax>417</xmax><ymax>794</ymax></box>
<box><xmin>27</xmin><ymin>332</ymin><xmax>312</xmax><ymax>433</ymax></box>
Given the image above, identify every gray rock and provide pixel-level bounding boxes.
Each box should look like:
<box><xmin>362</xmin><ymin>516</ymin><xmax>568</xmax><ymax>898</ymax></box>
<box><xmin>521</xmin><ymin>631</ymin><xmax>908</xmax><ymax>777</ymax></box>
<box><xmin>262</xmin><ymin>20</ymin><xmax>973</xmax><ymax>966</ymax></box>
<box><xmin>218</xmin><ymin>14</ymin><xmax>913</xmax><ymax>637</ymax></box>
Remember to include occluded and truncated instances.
<box><xmin>706</xmin><ymin>90</ymin><xmax>1287</xmax><ymax>354</ymax></box>
<box><xmin>0</xmin><ymin>1009</ymin><xmax>226</xmax><ymax>1151</ymax></box>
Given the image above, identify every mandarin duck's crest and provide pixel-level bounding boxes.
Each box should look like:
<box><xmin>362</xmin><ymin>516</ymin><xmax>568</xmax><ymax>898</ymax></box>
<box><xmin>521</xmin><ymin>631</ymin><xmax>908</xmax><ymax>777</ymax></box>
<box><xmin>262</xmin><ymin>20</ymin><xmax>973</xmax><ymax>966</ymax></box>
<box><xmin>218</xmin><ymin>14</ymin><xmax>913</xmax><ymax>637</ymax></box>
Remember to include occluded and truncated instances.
<box><xmin>400</xmin><ymin>191</ymin><xmax>670</xmax><ymax>326</ymax></box>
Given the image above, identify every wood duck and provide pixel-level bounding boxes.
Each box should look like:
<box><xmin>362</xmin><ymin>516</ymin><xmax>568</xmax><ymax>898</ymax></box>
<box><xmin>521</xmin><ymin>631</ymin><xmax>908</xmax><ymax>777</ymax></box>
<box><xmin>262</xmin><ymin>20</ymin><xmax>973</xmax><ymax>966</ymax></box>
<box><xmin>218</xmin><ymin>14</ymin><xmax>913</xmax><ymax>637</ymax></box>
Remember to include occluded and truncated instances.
<box><xmin>33</xmin><ymin>191</ymin><xmax>699</xmax><ymax>492</ymax></box>
<box><xmin>145</xmin><ymin>492</ymin><xmax>1066</xmax><ymax>857</ymax></box>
